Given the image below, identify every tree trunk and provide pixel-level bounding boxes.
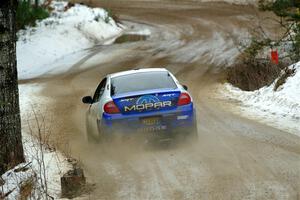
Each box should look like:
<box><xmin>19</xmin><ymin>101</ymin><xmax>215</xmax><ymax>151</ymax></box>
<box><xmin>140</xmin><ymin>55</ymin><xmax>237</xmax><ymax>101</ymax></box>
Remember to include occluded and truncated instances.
<box><xmin>0</xmin><ymin>0</ymin><xmax>25</xmax><ymax>175</ymax></box>
<box><xmin>35</xmin><ymin>0</ymin><xmax>39</xmax><ymax>8</ymax></box>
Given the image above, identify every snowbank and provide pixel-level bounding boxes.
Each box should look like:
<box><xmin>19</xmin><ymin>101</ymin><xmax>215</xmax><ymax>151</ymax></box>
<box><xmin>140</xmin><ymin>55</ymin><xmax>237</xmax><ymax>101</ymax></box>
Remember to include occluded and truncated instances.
<box><xmin>17</xmin><ymin>1</ymin><xmax>123</xmax><ymax>80</ymax></box>
<box><xmin>1</xmin><ymin>83</ymin><xmax>73</xmax><ymax>199</ymax></box>
<box><xmin>10</xmin><ymin>1</ymin><xmax>125</xmax><ymax>196</ymax></box>
<box><xmin>0</xmin><ymin>132</ymin><xmax>72</xmax><ymax>199</ymax></box>
<box><xmin>0</xmin><ymin>163</ymin><xmax>35</xmax><ymax>199</ymax></box>
<box><xmin>221</xmin><ymin>62</ymin><xmax>300</xmax><ymax>136</ymax></box>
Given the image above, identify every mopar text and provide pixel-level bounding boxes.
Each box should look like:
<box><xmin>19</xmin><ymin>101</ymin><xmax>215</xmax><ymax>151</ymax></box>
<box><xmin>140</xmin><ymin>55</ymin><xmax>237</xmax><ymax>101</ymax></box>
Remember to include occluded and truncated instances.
<box><xmin>124</xmin><ymin>101</ymin><xmax>172</xmax><ymax>112</ymax></box>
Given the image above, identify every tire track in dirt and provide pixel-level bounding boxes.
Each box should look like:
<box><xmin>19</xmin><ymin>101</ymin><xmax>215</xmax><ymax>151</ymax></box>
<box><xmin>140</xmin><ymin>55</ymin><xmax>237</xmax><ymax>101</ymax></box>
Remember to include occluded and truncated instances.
<box><xmin>20</xmin><ymin>1</ymin><xmax>300</xmax><ymax>199</ymax></box>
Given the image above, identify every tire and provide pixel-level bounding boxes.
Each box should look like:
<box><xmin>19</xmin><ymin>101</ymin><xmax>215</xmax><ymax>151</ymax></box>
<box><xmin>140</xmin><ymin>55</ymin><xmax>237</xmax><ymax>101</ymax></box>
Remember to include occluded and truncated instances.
<box><xmin>185</xmin><ymin>118</ymin><xmax>198</xmax><ymax>141</ymax></box>
<box><xmin>86</xmin><ymin>119</ymin><xmax>100</xmax><ymax>143</ymax></box>
<box><xmin>190</xmin><ymin>120</ymin><xmax>199</xmax><ymax>139</ymax></box>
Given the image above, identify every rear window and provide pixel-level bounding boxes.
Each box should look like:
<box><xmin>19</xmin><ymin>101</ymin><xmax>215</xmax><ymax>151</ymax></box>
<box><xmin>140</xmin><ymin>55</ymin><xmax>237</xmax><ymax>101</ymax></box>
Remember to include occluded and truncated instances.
<box><xmin>111</xmin><ymin>71</ymin><xmax>177</xmax><ymax>96</ymax></box>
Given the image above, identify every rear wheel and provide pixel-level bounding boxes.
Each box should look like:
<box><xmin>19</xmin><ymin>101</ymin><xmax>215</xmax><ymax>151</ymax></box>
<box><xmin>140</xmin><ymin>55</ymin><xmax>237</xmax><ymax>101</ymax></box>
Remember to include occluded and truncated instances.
<box><xmin>190</xmin><ymin>121</ymin><xmax>198</xmax><ymax>139</ymax></box>
<box><xmin>97</xmin><ymin>121</ymin><xmax>114</xmax><ymax>143</ymax></box>
<box><xmin>184</xmin><ymin>119</ymin><xmax>198</xmax><ymax>141</ymax></box>
<box><xmin>86</xmin><ymin>119</ymin><xmax>100</xmax><ymax>143</ymax></box>
<box><xmin>173</xmin><ymin>123</ymin><xmax>198</xmax><ymax>143</ymax></box>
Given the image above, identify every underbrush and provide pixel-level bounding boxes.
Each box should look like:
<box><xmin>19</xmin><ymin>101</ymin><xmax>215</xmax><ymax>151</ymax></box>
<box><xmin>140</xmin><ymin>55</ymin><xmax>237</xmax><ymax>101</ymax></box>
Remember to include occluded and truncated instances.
<box><xmin>227</xmin><ymin>0</ymin><xmax>300</xmax><ymax>91</ymax></box>
<box><xmin>226</xmin><ymin>59</ymin><xmax>284</xmax><ymax>91</ymax></box>
<box><xmin>104</xmin><ymin>8</ymin><xmax>121</xmax><ymax>25</ymax></box>
<box><xmin>273</xmin><ymin>66</ymin><xmax>296</xmax><ymax>91</ymax></box>
<box><xmin>16</xmin><ymin>0</ymin><xmax>49</xmax><ymax>30</ymax></box>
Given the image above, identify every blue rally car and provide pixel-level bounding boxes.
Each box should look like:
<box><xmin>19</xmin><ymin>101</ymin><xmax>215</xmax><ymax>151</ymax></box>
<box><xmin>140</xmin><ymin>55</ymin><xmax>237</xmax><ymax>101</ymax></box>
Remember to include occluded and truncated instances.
<box><xmin>82</xmin><ymin>68</ymin><xmax>197</xmax><ymax>142</ymax></box>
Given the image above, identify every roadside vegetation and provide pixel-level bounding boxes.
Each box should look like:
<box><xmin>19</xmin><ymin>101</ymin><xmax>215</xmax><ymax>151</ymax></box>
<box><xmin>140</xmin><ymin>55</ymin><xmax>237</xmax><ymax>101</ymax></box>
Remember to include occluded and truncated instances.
<box><xmin>16</xmin><ymin>0</ymin><xmax>49</xmax><ymax>30</ymax></box>
<box><xmin>1</xmin><ymin>1</ymin><xmax>121</xmax><ymax>198</ymax></box>
<box><xmin>227</xmin><ymin>58</ymin><xmax>284</xmax><ymax>91</ymax></box>
<box><xmin>104</xmin><ymin>8</ymin><xmax>122</xmax><ymax>25</ymax></box>
<box><xmin>227</xmin><ymin>0</ymin><xmax>300</xmax><ymax>91</ymax></box>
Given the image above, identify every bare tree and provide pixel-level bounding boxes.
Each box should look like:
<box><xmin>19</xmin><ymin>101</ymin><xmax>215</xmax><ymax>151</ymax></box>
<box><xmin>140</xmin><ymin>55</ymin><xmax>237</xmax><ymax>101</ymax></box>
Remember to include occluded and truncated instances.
<box><xmin>0</xmin><ymin>0</ymin><xmax>25</xmax><ymax>175</ymax></box>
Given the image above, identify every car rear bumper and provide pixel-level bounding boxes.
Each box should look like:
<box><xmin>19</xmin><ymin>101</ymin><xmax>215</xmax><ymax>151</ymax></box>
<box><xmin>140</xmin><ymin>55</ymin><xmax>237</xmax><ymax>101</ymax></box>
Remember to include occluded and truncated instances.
<box><xmin>101</xmin><ymin>103</ymin><xmax>196</xmax><ymax>135</ymax></box>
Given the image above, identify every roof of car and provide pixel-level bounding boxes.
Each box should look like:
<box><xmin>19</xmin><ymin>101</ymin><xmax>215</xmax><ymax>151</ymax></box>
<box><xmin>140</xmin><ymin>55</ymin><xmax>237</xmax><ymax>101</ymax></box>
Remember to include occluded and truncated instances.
<box><xmin>109</xmin><ymin>68</ymin><xmax>169</xmax><ymax>78</ymax></box>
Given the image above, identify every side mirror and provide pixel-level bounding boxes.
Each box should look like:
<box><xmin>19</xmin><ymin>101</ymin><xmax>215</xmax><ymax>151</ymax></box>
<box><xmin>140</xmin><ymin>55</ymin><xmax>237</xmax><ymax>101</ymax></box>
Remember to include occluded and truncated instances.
<box><xmin>182</xmin><ymin>85</ymin><xmax>188</xmax><ymax>91</ymax></box>
<box><xmin>82</xmin><ymin>96</ymin><xmax>93</xmax><ymax>104</ymax></box>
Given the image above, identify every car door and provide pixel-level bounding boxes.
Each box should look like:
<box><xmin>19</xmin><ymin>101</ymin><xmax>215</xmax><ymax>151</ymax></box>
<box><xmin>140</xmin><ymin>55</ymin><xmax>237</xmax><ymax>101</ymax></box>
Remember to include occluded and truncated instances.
<box><xmin>87</xmin><ymin>78</ymin><xmax>107</xmax><ymax>136</ymax></box>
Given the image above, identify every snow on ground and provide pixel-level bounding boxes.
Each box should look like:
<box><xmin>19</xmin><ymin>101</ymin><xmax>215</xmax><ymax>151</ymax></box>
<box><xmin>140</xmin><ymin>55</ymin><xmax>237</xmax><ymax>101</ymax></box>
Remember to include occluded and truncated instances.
<box><xmin>17</xmin><ymin>1</ymin><xmax>123</xmax><ymax>80</ymax></box>
<box><xmin>0</xmin><ymin>84</ymin><xmax>73</xmax><ymax>199</ymax></box>
<box><xmin>9</xmin><ymin>2</ymin><xmax>133</xmax><ymax>196</ymax></box>
<box><xmin>168</xmin><ymin>30</ymin><xmax>242</xmax><ymax>66</ymax></box>
<box><xmin>220</xmin><ymin>62</ymin><xmax>300</xmax><ymax>136</ymax></box>
<box><xmin>19</xmin><ymin>83</ymin><xmax>45</xmax><ymax>115</ymax></box>
<box><xmin>0</xmin><ymin>163</ymin><xmax>35</xmax><ymax>199</ymax></box>
<box><xmin>0</xmin><ymin>131</ymin><xmax>72</xmax><ymax>199</ymax></box>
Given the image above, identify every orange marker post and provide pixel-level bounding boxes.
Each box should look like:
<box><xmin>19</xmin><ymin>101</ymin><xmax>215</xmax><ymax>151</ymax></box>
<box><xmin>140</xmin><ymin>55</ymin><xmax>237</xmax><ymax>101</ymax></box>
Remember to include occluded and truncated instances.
<box><xmin>271</xmin><ymin>50</ymin><xmax>279</xmax><ymax>64</ymax></box>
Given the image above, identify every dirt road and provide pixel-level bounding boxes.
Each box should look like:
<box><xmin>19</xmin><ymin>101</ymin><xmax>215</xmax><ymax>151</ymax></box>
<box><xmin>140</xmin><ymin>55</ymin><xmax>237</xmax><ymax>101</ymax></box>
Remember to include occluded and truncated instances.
<box><xmin>21</xmin><ymin>1</ymin><xmax>300</xmax><ymax>199</ymax></box>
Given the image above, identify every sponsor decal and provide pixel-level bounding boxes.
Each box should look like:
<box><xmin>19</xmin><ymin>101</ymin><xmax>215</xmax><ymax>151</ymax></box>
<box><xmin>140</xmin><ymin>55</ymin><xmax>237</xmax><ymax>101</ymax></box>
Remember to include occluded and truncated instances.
<box><xmin>120</xmin><ymin>98</ymin><xmax>134</xmax><ymax>102</ymax></box>
<box><xmin>162</xmin><ymin>93</ymin><xmax>176</xmax><ymax>97</ymax></box>
<box><xmin>124</xmin><ymin>95</ymin><xmax>172</xmax><ymax>112</ymax></box>
<box><xmin>136</xmin><ymin>95</ymin><xmax>160</xmax><ymax>104</ymax></box>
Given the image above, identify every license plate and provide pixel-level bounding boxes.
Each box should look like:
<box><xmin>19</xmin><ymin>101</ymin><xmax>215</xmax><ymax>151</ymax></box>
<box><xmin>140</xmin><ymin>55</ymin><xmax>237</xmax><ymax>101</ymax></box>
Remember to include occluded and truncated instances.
<box><xmin>138</xmin><ymin>125</ymin><xmax>167</xmax><ymax>132</ymax></box>
<box><xmin>141</xmin><ymin>117</ymin><xmax>161</xmax><ymax>125</ymax></box>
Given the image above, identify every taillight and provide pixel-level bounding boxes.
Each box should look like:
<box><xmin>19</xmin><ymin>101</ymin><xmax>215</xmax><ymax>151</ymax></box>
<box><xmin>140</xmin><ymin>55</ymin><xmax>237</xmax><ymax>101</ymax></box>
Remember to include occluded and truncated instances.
<box><xmin>177</xmin><ymin>93</ymin><xmax>191</xmax><ymax>106</ymax></box>
<box><xmin>104</xmin><ymin>101</ymin><xmax>120</xmax><ymax>114</ymax></box>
